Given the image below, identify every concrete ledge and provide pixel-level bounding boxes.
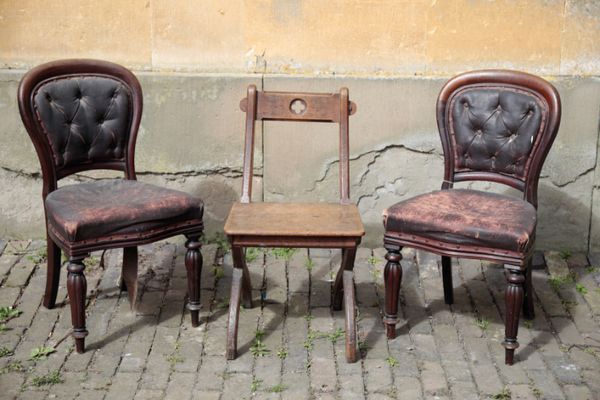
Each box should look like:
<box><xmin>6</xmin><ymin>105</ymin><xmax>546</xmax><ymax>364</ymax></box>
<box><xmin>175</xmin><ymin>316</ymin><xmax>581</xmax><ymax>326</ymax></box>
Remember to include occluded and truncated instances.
<box><xmin>1</xmin><ymin>71</ymin><xmax>599</xmax><ymax>251</ymax></box>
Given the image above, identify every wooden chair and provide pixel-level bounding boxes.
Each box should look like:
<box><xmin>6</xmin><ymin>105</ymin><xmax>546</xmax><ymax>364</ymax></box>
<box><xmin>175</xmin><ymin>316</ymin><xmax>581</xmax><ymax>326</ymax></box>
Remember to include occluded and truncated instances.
<box><xmin>224</xmin><ymin>85</ymin><xmax>364</xmax><ymax>362</ymax></box>
<box><xmin>382</xmin><ymin>70</ymin><xmax>561</xmax><ymax>365</ymax></box>
<box><xmin>18</xmin><ymin>59</ymin><xmax>204</xmax><ymax>352</ymax></box>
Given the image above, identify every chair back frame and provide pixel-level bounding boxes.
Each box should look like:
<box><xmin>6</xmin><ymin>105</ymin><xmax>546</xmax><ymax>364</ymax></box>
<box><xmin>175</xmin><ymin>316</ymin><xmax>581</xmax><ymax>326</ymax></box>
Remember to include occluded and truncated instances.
<box><xmin>238</xmin><ymin>85</ymin><xmax>356</xmax><ymax>204</ymax></box>
<box><xmin>18</xmin><ymin>59</ymin><xmax>143</xmax><ymax>200</ymax></box>
<box><xmin>436</xmin><ymin>70</ymin><xmax>561</xmax><ymax>208</ymax></box>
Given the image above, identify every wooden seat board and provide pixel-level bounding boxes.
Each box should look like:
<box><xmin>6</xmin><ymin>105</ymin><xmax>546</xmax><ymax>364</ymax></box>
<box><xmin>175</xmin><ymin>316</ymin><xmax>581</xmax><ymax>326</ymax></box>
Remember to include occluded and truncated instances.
<box><xmin>224</xmin><ymin>202</ymin><xmax>365</xmax><ymax>237</ymax></box>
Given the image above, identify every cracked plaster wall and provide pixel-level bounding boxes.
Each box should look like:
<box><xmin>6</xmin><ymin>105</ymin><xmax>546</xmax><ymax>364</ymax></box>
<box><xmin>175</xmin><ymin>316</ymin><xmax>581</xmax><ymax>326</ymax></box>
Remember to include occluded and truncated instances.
<box><xmin>2</xmin><ymin>71</ymin><xmax>599</xmax><ymax>253</ymax></box>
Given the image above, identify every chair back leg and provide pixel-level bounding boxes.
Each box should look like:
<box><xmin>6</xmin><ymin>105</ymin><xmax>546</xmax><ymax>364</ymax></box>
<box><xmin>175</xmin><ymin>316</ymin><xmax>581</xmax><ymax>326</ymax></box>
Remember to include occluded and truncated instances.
<box><xmin>522</xmin><ymin>261</ymin><xmax>535</xmax><ymax>319</ymax></box>
<box><xmin>441</xmin><ymin>256</ymin><xmax>454</xmax><ymax>305</ymax></box>
<box><xmin>121</xmin><ymin>247</ymin><xmax>139</xmax><ymax>310</ymax></box>
<box><xmin>43</xmin><ymin>238</ymin><xmax>62</xmax><ymax>309</ymax></box>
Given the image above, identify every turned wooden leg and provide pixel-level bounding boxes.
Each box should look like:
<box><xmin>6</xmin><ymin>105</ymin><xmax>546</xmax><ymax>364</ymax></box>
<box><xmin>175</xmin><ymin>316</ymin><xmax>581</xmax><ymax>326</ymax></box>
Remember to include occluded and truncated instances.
<box><xmin>67</xmin><ymin>256</ymin><xmax>88</xmax><ymax>353</ymax></box>
<box><xmin>226</xmin><ymin>267</ymin><xmax>243</xmax><ymax>360</ymax></box>
<box><xmin>333</xmin><ymin>248</ymin><xmax>357</xmax><ymax>311</ymax></box>
<box><xmin>43</xmin><ymin>237</ymin><xmax>61</xmax><ymax>309</ymax></box>
<box><xmin>120</xmin><ymin>247</ymin><xmax>138</xmax><ymax>309</ymax></box>
<box><xmin>522</xmin><ymin>260</ymin><xmax>535</xmax><ymax>320</ymax></box>
<box><xmin>504</xmin><ymin>269</ymin><xmax>525</xmax><ymax>365</ymax></box>
<box><xmin>442</xmin><ymin>256</ymin><xmax>454</xmax><ymax>305</ymax></box>
<box><xmin>185</xmin><ymin>236</ymin><xmax>203</xmax><ymax>327</ymax></box>
<box><xmin>383</xmin><ymin>246</ymin><xmax>402</xmax><ymax>339</ymax></box>
<box><xmin>343</xmin><ymin>269</ymin><xmax>357</xmax><ymax>362</ymax></box>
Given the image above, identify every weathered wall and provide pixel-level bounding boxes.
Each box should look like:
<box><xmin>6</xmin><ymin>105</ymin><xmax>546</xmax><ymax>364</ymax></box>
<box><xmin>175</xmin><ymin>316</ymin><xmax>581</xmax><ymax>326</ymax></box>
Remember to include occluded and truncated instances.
<box><xmin>1</xmin><ymin>0</ymin><xmax>599</xmax><ymax>75</ymax></box>
<box><xmin>0</xmin><ymin>1</ymin><xmax>599</xmax><ymax>252</ymax></box>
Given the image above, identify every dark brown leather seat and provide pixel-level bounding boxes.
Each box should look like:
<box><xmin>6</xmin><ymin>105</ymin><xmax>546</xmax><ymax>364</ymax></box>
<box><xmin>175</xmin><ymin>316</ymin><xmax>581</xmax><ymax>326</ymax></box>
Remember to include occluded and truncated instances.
<box><xmin>382</xmin><ymin>70</ymin><xmax>561</xmax><ymax>366</ymax></box>
<box><xmin>384</xmin><ymin>189</ymin><xmax>536</xmax><ymax>253</ymax></box>
<box><xmin>45</xmin><ymin>180</ymin><xmax>203</xmax><ymax>244</ymax></box>
<box><xmin>18</xmin><ymin>59</ymin><xmax>205</xmax><ymax>354</ymax></box>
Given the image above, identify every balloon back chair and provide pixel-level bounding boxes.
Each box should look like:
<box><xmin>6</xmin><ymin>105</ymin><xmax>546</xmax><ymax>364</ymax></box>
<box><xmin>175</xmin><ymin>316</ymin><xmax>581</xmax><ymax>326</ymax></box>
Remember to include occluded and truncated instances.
<box><xmin>18</xmin><ymin>59</ymin><xmax>204</xmax><ymax>353</ymax></box>
<box><xmin>382</xmin><ymin>70</ymin><xmax>561</xmax><ymax>365</ymax></box>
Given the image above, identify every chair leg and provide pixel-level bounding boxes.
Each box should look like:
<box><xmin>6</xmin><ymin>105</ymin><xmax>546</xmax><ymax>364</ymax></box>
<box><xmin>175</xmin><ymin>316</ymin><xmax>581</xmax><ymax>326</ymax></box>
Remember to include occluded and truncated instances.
<box><xmin>121</xmin><ymin>247</ymin><xmax>138</xmax><ymax>309</ymax></box>
<box><xmin>522</xmin><ymin>261</ymin><xmax>535</xmax><ymax>320</ymax></box>
<box><xmin>185</xmin><ymin>236</ymin><xmax>203</xmax><ymax>327</ymax></box>
<box><xmin>343</xmin><ymin>269</ymin><xmax>357</xmax><ymax>363</ymax></box>
<box><xmin>383</xmin><ymin>246</ymin><xmax>402</xmax><ymax>339</ymax></box>
<box><xmin>331</xmin><ymin>247</ymin><xmax>358</xmax><ymax>362</ymax></box>
<box><xmin>333</xmin><ymin>248</ymin><xmax>356</xmax><ymax>311</ymax></box>
<box><xmin>43</xmin><ymin>237</ymin><xmax>61</xmax><ymax>309</ymax></box>
<box><xmin>227</xmin><ymin>246</ymin><xmax>252</xmax><ymax>359</ymax></box>
<box><xmin>504</xmin><ymin>269</ymin><xmax>525</xmax><ymax>365</ymax></box>
<box><xmin>441</xmin><ymin>256</ymin><xmax>454</xmax><ymax>305</ymax></box>
<box><xmin>67</xmin><ymin>256</ymin><xmax>88</xmax><ymax>353</ymax></box>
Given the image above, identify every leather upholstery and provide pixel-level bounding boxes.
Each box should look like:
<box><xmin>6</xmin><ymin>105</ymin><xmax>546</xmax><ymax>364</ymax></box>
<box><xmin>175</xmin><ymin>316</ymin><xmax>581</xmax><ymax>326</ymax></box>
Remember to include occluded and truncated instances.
<box><xmin>45</xmin><ymin>180</ymin><xmax>203</xmax><ymax>243</ymax></box>
<box><xmin>449</xmin><ymin>87</ymin><xmax>546</xmax><ymax>180</ymax></box>
<box><xmin>384</xmin><ymin>189</ymin><xmax>536</xmax><ymax>253</ymax></box>
<box><xmin>33</xmin><ymin>76</ymin><xmax>131</xmax><ymax>168</ymax></box>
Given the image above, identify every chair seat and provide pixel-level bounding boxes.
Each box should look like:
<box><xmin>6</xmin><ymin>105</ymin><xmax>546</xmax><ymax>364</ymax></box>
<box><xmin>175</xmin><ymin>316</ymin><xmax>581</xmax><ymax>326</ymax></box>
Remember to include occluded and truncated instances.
<box><xmin>45</xmin><ymin>179</ymin><xmax>203</xmax><ymax>244</ymax></box>
<box><xmin>384</xmin><ymin>189</ymin><xmax>536</xmax><ymax>253</ymax></box>
<box><xmin>224</xmin><ymin>202</ymin><xmax>365</xmax><ymax>238</ymax></box>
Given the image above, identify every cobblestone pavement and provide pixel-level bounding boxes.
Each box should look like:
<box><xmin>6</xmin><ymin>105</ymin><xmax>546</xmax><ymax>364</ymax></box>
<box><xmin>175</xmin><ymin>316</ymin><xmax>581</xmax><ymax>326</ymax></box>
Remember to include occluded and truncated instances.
<box><xmin>0</xmin><ymin>238</ymin><xmax>599</xmax><ymax>400</ymax></box>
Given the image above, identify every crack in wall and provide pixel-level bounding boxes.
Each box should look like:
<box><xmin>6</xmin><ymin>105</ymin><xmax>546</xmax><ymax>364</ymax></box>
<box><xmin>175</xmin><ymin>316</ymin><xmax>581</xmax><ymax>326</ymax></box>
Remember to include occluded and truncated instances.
<box><xmin>0</xmin><ymin>165</ymin><xmax>258</xmax><ymax>181</ymax></box>
<box><xmin>548</xmin><ymin>166</ymin><xmax>595</xmax><ymax>188</ymax></box>
<box><xmin>306</xmin><ymin>143</ymin><xmax>437</xmax><ymax>193</ymax></box>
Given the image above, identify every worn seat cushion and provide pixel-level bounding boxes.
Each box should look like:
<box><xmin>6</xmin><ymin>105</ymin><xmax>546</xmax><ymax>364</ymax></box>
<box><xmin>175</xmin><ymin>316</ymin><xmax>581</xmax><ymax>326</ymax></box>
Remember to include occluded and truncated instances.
<box><xmin>45</xmin><ymin>179</ymin><xmax>203</xmax><ymax>243</ymax></box>
<box><xmin>383</xmin><ymin>189</ymin><xmax>536</xmax><ymax>253</ymax></box>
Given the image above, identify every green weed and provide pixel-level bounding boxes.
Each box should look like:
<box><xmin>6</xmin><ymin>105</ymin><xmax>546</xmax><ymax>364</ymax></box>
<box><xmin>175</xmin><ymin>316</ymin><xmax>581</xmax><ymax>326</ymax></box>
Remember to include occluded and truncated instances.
<box><xmin>0</xmin><ymin>347</ymin><xmax>13</xmax><ymax>358</ymax></box>
<box><xmin>576</xmin><ymin>283</ymin><xmax>588</xmax><ymax>295</ymax></box>
<box><xmin>251</xmin><ymin>378</ymin><xmax>262</xmax><ymax>392</ymax></box>
<box><xmin>475</xmin><ymin>318</ymin><xmax>490</xmax><ymax>331</ymax></box>
<box><xmin>385</xmin><ymin>356</ymin><xmax>399</xmax><ymax>367</ymax></box>
<box><xmin>0</xmin><ymin>307</ymin><xmax>22</xmax><ymax>323</ymax></box>
<box><xmin>31</xmin><ymin>370</ymin><xmax>63</xmax><ymax>386</ymax></box>
<box><xmin>29</xmin><ymin>346</ymin><xmax>56</xmax><ymax>361</ymax></box>
<box><xmin>305</xmin><ymin>257</ymin><xmax>315</xmax><ymax>272</ymax></box>
<box><xmin>491</xmin><ymin>387</ymin><xmax>512</xmax><ymax>400</ymax></box>
<box><xmin>268</xmin><ymin>384</ymin><xmax>286</xmax><ymax>393</ymax></box>
<box><xmin>270</xmin><ymin>248</ymin><xmax>296</xmax><ymax>262</ymax></box>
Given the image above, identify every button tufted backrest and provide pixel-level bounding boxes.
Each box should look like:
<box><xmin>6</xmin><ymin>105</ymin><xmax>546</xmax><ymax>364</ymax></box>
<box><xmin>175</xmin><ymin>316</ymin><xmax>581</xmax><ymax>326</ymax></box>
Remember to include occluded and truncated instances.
<box><xmin>18</xmin><ymin>59</ymin><xmax>143</xmax><ymax>197</ymax></box>
<box><xmin>437</xmin><ymin>70</ymin><xmax>561</xmax><ymax>207</ymax></box>
<box><xmin>33</xmin><ymin>76</ymin><xmax>131</xmax><ymax>168</ymax></box>
<box><xmin>449</xmin><ymin>87</ymin><xmax>545</xmax><ymax>180</ymax></box>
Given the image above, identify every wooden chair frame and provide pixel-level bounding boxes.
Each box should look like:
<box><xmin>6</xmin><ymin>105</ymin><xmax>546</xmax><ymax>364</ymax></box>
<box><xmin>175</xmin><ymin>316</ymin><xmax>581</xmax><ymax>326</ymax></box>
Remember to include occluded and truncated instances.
<box><xmin>383</xmin><ymin>70</ymin><xmax>561</xmax><ymax>365</ymax></box>
<box><xmin>18</xmin><ymin>59</ymin><xmax>204</xmax><ymax>353</ymax></box>
<box><xmin>224</xmin><ymin>85</ymin><xmax>363</xmax><ymax>362</ymax></box>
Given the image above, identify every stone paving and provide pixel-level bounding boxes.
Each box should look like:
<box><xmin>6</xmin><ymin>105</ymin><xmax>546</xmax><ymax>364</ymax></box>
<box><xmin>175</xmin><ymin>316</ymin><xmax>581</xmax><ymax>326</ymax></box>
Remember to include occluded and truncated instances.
<box><xmin>0</xmin><ymin>238</ymin><xmax>599</xmax><ymax>400</ymax></box>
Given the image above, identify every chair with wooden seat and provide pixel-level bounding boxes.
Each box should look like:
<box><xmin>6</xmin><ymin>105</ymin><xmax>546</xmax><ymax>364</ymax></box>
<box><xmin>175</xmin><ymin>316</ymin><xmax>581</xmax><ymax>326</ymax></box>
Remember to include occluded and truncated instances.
<box><xmin>18</xmin><ymin>59</ymin><xmax>204</xmax><ymax>353</ymax></box>
<box><xmin>224</xmin><ymin>85</ymin><xmax>364</xmax><ymax>362</ymax></box>
<box><xmin>382</xmin><ymin>70</ymin><xmax>561</xmax><ymax>365</ymax></box>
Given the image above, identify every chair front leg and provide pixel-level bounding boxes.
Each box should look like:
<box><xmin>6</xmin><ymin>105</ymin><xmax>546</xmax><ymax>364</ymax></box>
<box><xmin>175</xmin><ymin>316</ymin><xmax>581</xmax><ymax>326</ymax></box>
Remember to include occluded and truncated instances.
<box><xmin>67</xmin><ymin>256</ymin><xmax>88</xmax><ymax>353</ymax></box>
<box><xmin>383</xmin><ymin>246</ymin><xmax>402</xmax><ymax>339</ymax></box>
<box><xmin>184</xmin><ymin>235</ymin><xmax>203</xmax><ymax>327</ymax></box>
<box><xmin>226</xmin><ymin>245</ymin><xmax>249</xmax><ymax>359</ymax></box>
<box><xmin>504</xmin><ymin>269</ymin><xmax>525</xmax><ymax>365</ymax></box>
<box><xmin>43</xmin><ymin>237</ymin><xmax>61</xmax><ymax>309</ymax></box>
<box><xmin>522</xmin><ymin>259</ymin><xmax>535</xmax><ymax>320</ymax></box>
